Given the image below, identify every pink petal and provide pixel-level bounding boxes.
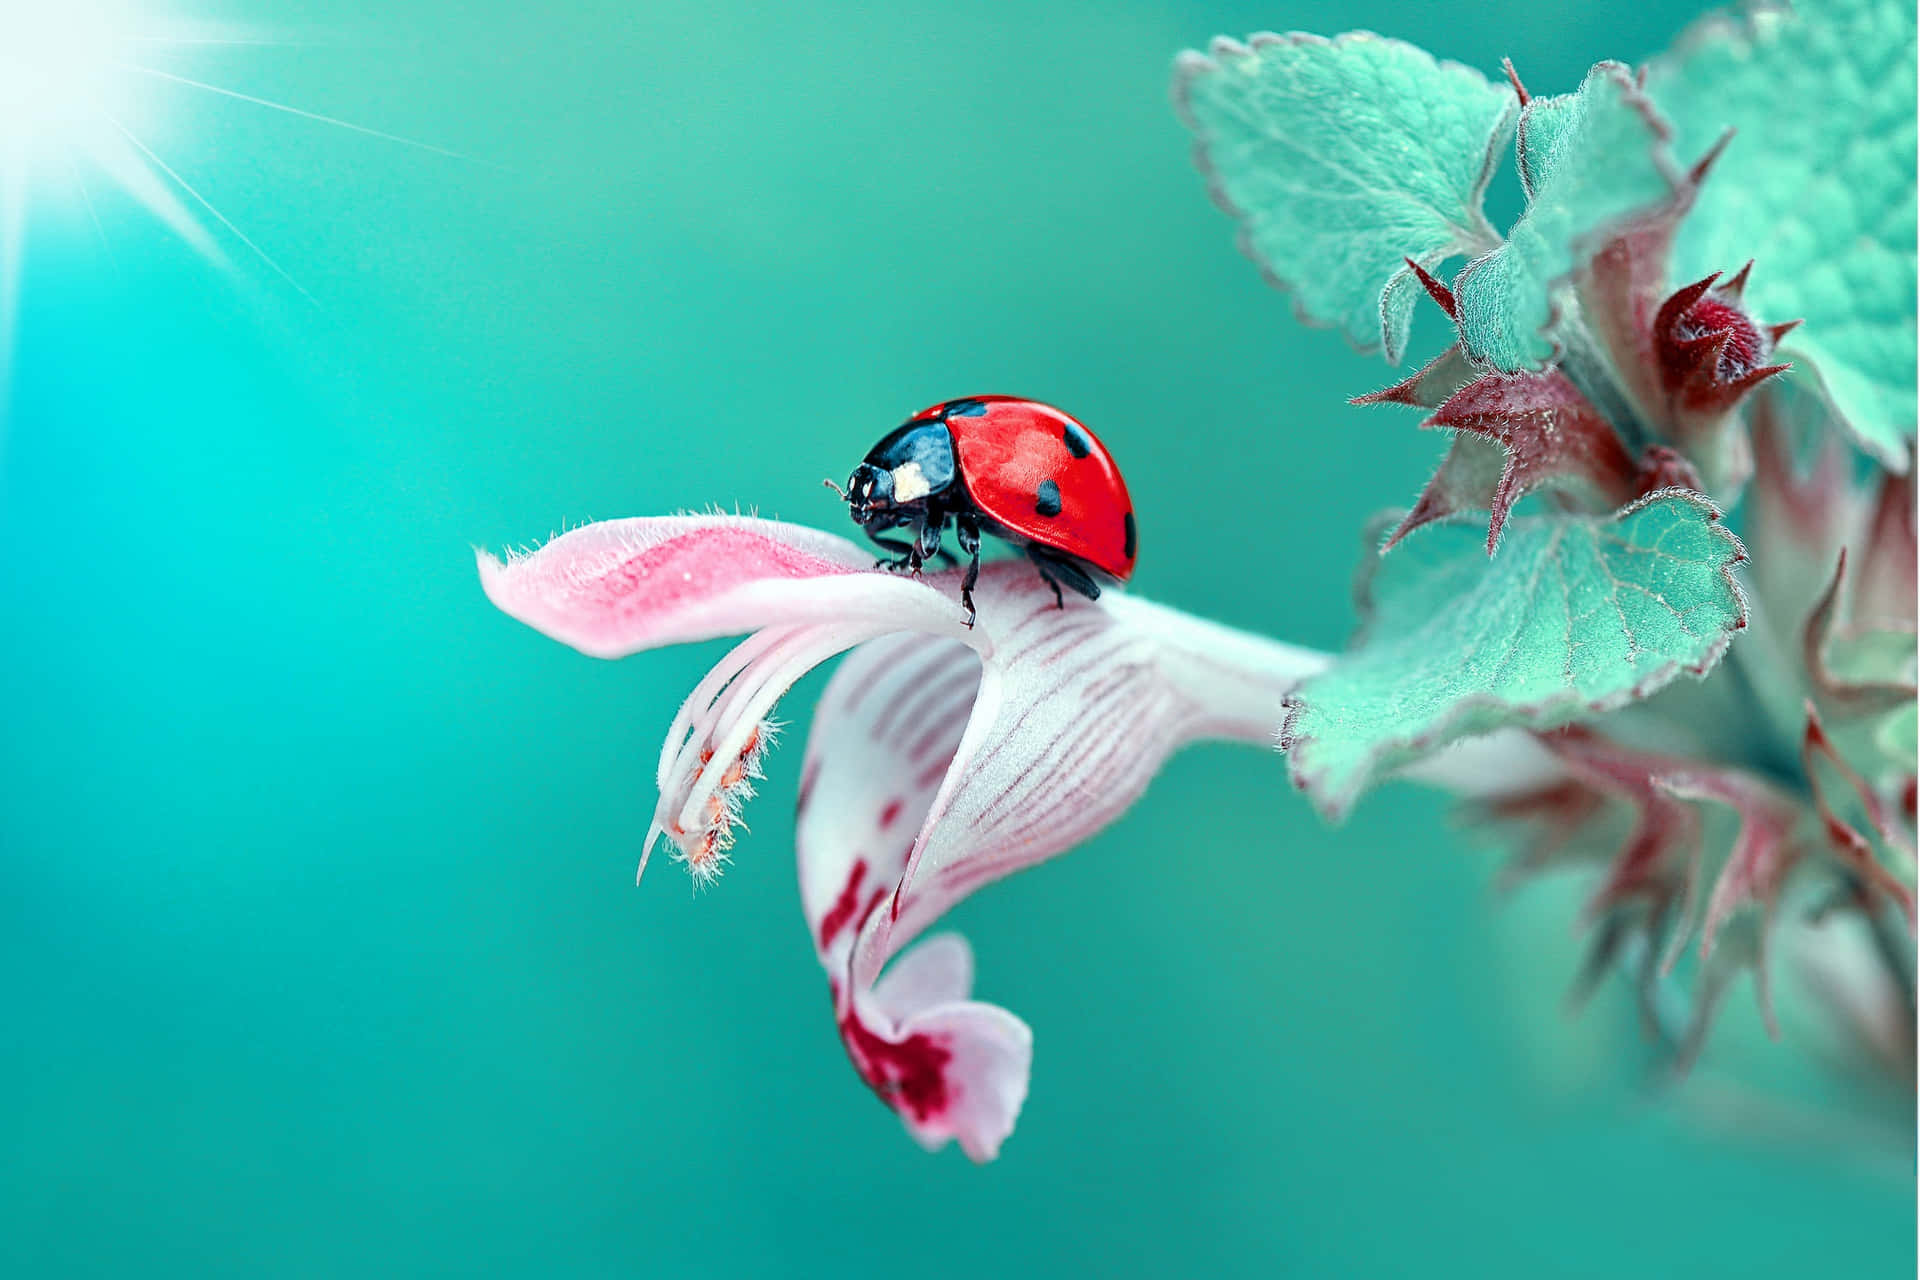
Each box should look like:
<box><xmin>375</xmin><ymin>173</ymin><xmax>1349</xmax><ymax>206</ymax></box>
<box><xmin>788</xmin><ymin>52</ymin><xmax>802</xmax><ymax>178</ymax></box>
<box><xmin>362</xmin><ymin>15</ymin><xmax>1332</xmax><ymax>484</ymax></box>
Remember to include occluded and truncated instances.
<box><xmin>846</xmin><ymin>934</ymin><xmax>1031</xmax><ymax>1162</ymax></box>
<box><xmin>478</xmin><ymin>514</ymin><xmax>968</xmax><ymax>659</ymax></box>
<box><xmin>868</xmin><ymin>930</ymin><xmax>976</xmax><ymax>1017</ymax></box>
<box><xmin>794</xmin><ymin>566</ymin><xmax>1324</xmax><ymax>1158</ymax></box>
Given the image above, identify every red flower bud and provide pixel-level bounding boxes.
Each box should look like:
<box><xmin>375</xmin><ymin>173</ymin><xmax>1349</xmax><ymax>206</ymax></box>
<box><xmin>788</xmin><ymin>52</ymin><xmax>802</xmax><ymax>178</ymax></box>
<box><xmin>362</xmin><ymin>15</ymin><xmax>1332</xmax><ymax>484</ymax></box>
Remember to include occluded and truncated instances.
<box><xmin>1652</xmin><ymin>264</ymin><xmax>1793</xmax><ymax>421</ymax></box>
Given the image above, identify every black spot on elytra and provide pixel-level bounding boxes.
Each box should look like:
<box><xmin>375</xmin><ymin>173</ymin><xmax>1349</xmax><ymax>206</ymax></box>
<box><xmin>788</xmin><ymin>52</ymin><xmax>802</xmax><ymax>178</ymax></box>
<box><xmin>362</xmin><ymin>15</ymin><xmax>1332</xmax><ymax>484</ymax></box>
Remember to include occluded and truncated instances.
<box><xmin>1061</xmin><ymin>422</ymin><xmax>1092</xmax><ymax>458</ymax></box>
<box><xmin>1035</xmin><ymin>479</ymin><xmax>1063</xmax><ymax>517</ymax></box>
<box><xmin>1122</xmin><ymin>511</ymin><xmax>1137</xmax><ymax>560</ymax></box>
<box><xmin>940</xmin><ymin>399</ymin><xmax>987</xmax><ymax>419</ymax></box>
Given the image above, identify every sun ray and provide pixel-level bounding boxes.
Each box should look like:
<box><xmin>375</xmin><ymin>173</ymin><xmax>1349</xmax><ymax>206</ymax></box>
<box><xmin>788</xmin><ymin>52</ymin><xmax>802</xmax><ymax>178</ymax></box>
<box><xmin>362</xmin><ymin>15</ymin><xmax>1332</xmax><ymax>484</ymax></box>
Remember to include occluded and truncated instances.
<box><xmin>89</xmin><ymin>125</ymin><xmax>227</xmax><ymax>265</ymax></box>
<box><xmin>102</xmin><ymin>112</ymin><xmax>318</xmax><ymax>305</ymax></box>
<box><xmin>3</xmin><ymin>3</ymin><xmax>490</xmax><ymax>401</ymax></box>
<box><xmin>123</xmin><ymin>63</ymin><xmax>469</xmax><ymax>160</ymax></box>
<box><xmin>126</xmin><ymin>37</ymin><xmax>313</xmax><ymax>48</ymax></box>
<box><xmin>0</xmin><ymin>162</ymin><xmax>24</xmax><ymax>429</ymax></box>
<box><xmin>64</xmin><ymin>152</ymin><xmax>116</xmax><ymax>267</ymax></box>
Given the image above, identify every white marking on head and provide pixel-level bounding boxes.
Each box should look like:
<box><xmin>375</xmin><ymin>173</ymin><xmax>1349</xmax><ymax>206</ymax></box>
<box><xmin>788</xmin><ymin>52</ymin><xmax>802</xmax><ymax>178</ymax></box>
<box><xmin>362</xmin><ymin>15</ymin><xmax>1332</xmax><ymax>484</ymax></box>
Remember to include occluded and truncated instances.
<box><xmin>891</xmin><ymin>460</ymin><xmax>932</xmax><ymax>504</ymax></box>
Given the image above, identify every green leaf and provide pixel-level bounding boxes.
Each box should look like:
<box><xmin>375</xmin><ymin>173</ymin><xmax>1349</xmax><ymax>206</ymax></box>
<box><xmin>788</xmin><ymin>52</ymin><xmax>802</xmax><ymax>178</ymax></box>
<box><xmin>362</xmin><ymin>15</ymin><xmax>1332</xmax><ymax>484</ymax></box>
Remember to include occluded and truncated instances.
<box><xmin>1825</xmin><ymin>628</ymin><xmax>1919</xmax><ymax>689</ymax></box>
<box><xmin>1174</xmin><ymin>32</ymin><xmax>1516</xmax><ymax>363</ymax></box>
<box><xmin>1453</xmin><ymin>62</ymin><xmax>1681</xmax><ymax>372</ymax></box>
<box><xmin>1282</xmin><ymin>491</ymin><xmax>1750</xmax><ymax>819</ymax></box>
<box><xmin>1875</xmin><ymin>703</ymin><xmax>1918</xmax><ymax>769</ymax></box>
<box><xmin>1644</xmin><ymin>0</ymin><xmax>1917</xmax><ymax>470</ymax></box>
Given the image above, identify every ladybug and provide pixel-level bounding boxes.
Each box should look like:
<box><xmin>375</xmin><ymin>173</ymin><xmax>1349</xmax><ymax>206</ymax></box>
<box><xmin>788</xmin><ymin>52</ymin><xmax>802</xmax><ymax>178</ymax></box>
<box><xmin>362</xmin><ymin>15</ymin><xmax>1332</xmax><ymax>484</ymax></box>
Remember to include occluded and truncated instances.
<box><xmin>832</xmin><ymin>396</ymin><xmax>1137</xmax><ymax>625</ymax></box>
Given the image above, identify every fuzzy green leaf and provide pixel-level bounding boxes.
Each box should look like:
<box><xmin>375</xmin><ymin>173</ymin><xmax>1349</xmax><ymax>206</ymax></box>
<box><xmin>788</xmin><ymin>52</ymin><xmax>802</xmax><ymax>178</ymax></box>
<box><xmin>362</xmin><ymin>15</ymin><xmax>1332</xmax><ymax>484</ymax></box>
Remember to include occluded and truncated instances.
<box><xmin>1453</xmin><ymin>62</ymin><xmax>1681</xmax><ymax>372</ymax></box>
<box><xmin>1282</xmin><ymin>490</ymin><xmax>1749</xmax><ymax>818</ymax></box>
<box><xmin>1645</xmin><ymin>0</ymin><xmax>1918</xmax><ymax>470</ymax></box>
<box><xmin>1174</xmin><ymin>31</ymin><xmax>1516</xmax><ymax>363</ymax></box>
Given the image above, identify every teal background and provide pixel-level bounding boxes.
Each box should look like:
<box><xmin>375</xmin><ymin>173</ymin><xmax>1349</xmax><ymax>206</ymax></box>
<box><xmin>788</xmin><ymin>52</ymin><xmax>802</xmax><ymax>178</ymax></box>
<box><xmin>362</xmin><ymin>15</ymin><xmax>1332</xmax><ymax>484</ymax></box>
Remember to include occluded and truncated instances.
<box><xmin>2</xmin><ymin>1</ymin><xmax>1911</xmax><ymax>1276</ymax></box>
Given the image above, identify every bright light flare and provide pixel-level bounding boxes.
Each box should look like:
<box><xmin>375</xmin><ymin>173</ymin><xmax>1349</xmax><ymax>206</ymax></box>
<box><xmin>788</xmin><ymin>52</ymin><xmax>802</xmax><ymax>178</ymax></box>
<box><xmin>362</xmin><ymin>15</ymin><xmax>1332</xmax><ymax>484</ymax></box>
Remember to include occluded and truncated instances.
<box><xmin>0</xmin><ymin>0</ymin><xmax>471</xmax><ymax>415</ymax></box>
<box><xmin>0</xmin><ymin>1</ymin><xmax>132</xmax><ymax>154</ymax></box>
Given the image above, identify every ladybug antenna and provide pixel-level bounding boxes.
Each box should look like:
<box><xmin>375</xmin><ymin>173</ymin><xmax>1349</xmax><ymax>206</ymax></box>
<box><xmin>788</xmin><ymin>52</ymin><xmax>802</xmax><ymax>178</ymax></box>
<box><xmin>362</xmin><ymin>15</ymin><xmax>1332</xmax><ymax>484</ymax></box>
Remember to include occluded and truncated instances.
<box><xmin>821</xmin><ymin>477</ymin><xmax>849</xmax><ymax>500</ymax></box>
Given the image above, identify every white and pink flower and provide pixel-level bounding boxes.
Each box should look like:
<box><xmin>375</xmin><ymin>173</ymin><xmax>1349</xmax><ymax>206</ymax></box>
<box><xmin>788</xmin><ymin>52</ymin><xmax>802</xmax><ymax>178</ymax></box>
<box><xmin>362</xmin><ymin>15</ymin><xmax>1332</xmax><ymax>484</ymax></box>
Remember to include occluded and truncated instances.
<box><xmin>477</xmin><ymin>514</ymin><xmax>1332</xmax><ymax>1159</ymax></box>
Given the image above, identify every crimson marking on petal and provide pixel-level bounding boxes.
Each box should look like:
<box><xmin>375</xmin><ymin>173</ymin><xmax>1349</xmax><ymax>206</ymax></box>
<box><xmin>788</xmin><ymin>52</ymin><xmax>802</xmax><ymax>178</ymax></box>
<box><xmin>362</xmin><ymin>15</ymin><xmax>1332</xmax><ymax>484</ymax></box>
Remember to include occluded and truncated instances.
<box><xmin>973</xmin><ymin>683</ymin><xmax>1138</xmax><ymax>831</ymax></box>
<box><xmin>838</xmin><ymin>1012</ymin><xmax>954</xmax><ymax>1123</ymax></box>
<box><xmin>906</xmin><ymin>706</ymin><xmax>972</xmax><ymax>769</ymax></box>
<box><xmin>930</xmin><ymin>850</ymin><xmax>1025</xmax><ymax>906</ymax></box>
<box><xmin>818</xmin><ymin>859</ymin><xmax>870</xmax><ymax>949</ymax></box>
<box><xmin>961</xmin><ymin>640</ymin><xmax>1123</xmax><ymax>785</ymax></box>
<box><xmin>971</xmin><ymin>683</ymin><xmax>1173</xmax><ymax>848</ymax></box>
<box><xmin>994</xmin><ymin>714</ymin><xmax>1154</xmax><ymax>850</ymax></box>
<box><xmin>862</xmin><ymin>885</ymin><xmax>893</xmax><ymax>936</ymax></box>
<box><xmin>878</xmin><ymin>798</ymin><xmax>905</xmax><ymax>832</ymax></box>
<box><xmin>837</xmin><ymin>633</ymin><xmax>933</xmax><ymax>724</ymax></box>
<box><xmin>867</xmin><ymin>665</ymin><xmax>936</xmax><ymax>744</ymax></box>
<box><xmin>1009</xmin><ymin>613</ymin><xmax>1106</xmax><ymax>665</ymax></box>
<box><xmin>875</xmin><ymin>665</ymin><xmax>977</xmax><ymax>752</ymax></box>
<box><xmin>998</xmin><ymin>595</ymin><xmax>1086</xmax><ymax>648</ymax></box>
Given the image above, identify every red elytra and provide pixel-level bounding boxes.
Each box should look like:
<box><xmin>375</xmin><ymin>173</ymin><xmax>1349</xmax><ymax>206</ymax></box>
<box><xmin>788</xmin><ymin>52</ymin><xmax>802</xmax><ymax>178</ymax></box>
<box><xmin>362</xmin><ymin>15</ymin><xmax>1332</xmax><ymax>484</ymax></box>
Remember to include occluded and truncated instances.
<box><xmin>835</xmin><ymin>396</ymin><xmax>1137</xmax><ymax>624</ymax></box>
<box><xmin>937</xmin><ymin>397</ymin><xmax>1137</xmax><ymax>580</ymax></box>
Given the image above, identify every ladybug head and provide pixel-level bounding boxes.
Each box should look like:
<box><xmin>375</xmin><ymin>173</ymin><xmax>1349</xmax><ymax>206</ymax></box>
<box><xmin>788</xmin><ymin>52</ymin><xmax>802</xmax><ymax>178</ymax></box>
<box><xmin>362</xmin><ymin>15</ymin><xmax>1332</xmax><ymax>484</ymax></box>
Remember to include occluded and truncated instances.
<box><xmin>840</xmin><ymin>462</ymin><xmax>898</xmax><ymax>528</ymax></box>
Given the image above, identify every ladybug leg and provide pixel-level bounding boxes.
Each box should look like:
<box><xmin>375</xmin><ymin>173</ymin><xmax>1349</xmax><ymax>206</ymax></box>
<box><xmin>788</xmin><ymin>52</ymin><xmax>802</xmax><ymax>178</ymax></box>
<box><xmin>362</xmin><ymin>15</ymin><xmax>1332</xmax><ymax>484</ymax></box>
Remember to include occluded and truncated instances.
<box><xmin>867</xmin><ymin>534</ymin><xmax>917</xmax><ymax>571</ymax></box>
<box><xmin>956</xmin><ymin>517</ymin><xmax>982</xmax><ymax>628</ymax></box>
<box><xmin>1029</xmin><ymin>556</ymin><xmax>1065</xmax><ymax>609</ymax></box>
<box><xmin>1027</xmin><ymin>547</ymin><xmax>1101</xmax><ymax>608</ymax></box>
<box><xmin>914</xmin><ymin>515</ymin><xmax>946</xmax><ymax>568</ymax></box>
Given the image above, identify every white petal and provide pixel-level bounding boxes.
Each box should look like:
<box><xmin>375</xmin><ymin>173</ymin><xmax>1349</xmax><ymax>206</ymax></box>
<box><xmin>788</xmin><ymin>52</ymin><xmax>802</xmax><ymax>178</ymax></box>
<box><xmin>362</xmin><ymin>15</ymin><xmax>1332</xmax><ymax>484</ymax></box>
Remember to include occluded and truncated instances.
<box><xmin>855</xmin><ymin>582</ymin><xmax>1326</xmax><ymax>988</ymax></box>
<box><xmin>799</xmin><ymin>630</ymin><xmax>980</xmax><ymax>956</ymax></box>
<box><xmin>794</xmin><ymin>565</ymin><xmax>1322</xmax><ymax>1158</ymax></box>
